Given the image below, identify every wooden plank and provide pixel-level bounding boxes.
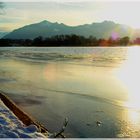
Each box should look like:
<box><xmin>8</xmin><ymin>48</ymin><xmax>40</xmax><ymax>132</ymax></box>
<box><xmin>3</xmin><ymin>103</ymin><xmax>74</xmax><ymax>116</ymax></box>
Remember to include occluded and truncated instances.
<box><xmin>0</xmin><ymin>90</ymin><xmax>48</xmax><ymax>135</ymax></box>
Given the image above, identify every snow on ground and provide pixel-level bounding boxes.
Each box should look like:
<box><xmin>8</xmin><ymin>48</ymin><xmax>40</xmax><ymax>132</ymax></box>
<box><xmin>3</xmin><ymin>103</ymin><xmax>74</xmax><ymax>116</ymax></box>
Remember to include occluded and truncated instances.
<box><xmin>0</xmin><ymin>99</ymin><xmax>46</xmax><ymax>138</ymax></box>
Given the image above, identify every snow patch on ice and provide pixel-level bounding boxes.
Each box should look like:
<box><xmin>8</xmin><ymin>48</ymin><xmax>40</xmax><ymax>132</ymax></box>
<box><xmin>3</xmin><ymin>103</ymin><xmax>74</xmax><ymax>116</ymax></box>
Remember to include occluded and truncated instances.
<box><xmin>0</xmin><ymin>99</ymin><xmax>46</xmax><ymax>138</ymax></box>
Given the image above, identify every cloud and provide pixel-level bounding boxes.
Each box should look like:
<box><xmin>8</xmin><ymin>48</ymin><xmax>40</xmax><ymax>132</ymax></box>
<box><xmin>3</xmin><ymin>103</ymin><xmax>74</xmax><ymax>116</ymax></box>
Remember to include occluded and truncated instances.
<box><xmin>0</xmin><ymin>2</ymin><xmax>4</xmax><ymax>8</ymax></box>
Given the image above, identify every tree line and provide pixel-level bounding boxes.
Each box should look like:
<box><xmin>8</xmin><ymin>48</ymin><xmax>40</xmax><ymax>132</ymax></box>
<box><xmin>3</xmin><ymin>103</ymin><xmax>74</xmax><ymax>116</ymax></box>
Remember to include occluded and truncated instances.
<box><xmin>0</xmin><ymin>34</ymin><xmax>138</xmax><ymax>47</ymax></box>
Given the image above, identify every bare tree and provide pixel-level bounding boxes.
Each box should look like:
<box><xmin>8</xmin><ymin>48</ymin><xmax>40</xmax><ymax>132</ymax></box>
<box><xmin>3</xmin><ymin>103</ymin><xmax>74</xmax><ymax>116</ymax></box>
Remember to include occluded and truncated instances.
<box><xmin>0</xmin><ymin>2</ymin><xmax>5</xmax><ymax>14</ymax></box>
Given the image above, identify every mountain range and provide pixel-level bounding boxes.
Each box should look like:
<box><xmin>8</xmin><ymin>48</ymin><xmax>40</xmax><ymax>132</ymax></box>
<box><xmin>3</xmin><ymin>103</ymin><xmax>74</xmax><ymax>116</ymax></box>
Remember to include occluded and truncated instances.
<box><xmin>0</xmin><ymin>32</ymin><xmax>9</xmax><ymax>39</ymax></box>
<box><xmin>3</xmin><ymin>20</ymin><xmax>140</xmax><ymax>40</ymax></box>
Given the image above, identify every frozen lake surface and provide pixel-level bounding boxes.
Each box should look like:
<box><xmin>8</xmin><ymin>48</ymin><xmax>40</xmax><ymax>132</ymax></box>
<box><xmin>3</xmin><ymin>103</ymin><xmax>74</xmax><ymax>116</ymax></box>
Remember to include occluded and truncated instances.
<box><xmin>0</xmin><ymin>47</ymin><xmax>140</xmax><ymax>138</ymax></box>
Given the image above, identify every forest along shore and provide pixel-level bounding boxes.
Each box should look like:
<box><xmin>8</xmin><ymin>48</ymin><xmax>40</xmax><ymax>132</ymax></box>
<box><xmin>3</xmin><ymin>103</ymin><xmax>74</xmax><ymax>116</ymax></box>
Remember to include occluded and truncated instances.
<box><xmin>0</xmin><ymin>90</ymin><xmax>48</xmax><ymax>138</ymax></box>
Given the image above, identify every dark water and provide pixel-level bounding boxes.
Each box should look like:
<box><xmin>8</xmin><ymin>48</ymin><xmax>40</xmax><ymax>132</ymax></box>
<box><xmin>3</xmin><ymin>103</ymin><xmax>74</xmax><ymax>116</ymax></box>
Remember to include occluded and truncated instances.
<box><xmin>0</xmin><ymin>47</ymin><xmax>140</xmax><ymax>138</ymax></box>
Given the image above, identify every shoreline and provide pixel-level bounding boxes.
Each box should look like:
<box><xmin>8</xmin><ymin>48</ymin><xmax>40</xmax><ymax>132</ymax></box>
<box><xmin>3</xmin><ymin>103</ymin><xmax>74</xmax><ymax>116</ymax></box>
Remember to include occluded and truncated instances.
<box><xmin>0</xmin><ymin>90</ymin><xmax>48</xmax><ymax>136</ymax></box>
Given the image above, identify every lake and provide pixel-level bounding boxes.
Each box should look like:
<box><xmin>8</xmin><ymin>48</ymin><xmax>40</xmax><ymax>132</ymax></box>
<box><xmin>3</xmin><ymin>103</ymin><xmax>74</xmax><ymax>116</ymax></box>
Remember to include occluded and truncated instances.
<box><xmin>0</xmin><ymin>46</ymin><xmax>140</xmax><ymax>138</ymax></box>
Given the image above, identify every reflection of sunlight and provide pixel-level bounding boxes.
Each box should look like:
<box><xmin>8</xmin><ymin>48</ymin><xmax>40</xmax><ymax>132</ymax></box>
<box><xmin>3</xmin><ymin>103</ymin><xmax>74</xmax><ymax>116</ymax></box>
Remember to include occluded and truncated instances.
<box><xmin>44</xmin><ymin>64</ymin><xmax>59</xmax><ymax>82</ymax></box>
<box><xmin>127</xmin><ymin>110</ymin><xmax>140</xmax><ymax>124</ymax></box>
<box><xmin>116</xmin><ymin>47</ymin><xmax>140</xmax><ymax>110</ymax></box>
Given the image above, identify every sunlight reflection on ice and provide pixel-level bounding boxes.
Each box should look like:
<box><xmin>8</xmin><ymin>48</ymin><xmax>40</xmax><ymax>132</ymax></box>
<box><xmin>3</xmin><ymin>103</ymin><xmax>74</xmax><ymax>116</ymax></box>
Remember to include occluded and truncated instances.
<box><xmin>116</xmin><ymin>47</ymin><xmax>140</xmax><ymax>110</ymax></box>
<box><xmin>114</xmin><ymin>46</ymin><xmax>140</xmax><ymax>131</ymax></box>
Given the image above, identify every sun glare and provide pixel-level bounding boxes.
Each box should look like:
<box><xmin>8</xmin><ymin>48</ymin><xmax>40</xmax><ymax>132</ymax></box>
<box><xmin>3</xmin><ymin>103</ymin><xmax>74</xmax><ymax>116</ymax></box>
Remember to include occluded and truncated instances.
<box><xmin>116</xmin><ymin>47</ymin><xmax>140</xmax><ymax>110</ymax></box>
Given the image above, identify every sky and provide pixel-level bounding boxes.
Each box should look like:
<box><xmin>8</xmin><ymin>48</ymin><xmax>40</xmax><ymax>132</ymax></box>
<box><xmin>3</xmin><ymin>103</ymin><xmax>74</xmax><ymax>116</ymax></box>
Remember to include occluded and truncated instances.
<box><xmin>0</xmin><ymin>0</ymin><xmax>140</xmax><ymax>32</ymax></box>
